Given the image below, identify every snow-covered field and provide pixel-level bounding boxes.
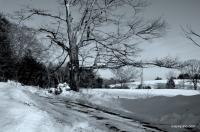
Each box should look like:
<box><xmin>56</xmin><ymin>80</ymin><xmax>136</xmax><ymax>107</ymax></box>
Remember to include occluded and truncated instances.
<box><xmin>110</xmin><ymin>79</ymin><xmax>200</xmax><ymax>89</ymax></box>
<box><xmin>79</xmin><ymin>88</ymin><xmax>200</xmax><ymax>99</ymax></box>
<box><xmin>0</xmin><ymin>81</ymin><xmax>200</xmax><ymax>132</ymax></box>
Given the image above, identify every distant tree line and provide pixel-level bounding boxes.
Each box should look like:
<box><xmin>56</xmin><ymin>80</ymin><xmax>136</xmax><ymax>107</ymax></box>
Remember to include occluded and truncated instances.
<box><xmin>111</xmin><ymin>66</ymin><xmax>138</xmax><ymax>88</ymax></box>
<box><xmin>0</xmin><ymin>14</ymin><xmax>104</xmax><ymax>88</ymax></box>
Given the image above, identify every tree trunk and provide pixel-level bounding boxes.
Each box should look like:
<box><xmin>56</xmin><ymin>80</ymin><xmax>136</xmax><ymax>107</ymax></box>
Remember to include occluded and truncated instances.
<box><xmin>193</xmin><ymin>79</ymin><xmax>197</xmax><ymax>90</ymax></box>
<box><xmin>192</xmin><ymin>78</ymin><xmax>198</xmax><ymax>90</ymax></box>
<box><xmin>120</xmin><ymin>82</ymin><xmax>123</xmax><ymax>88</ymax></box>
<box><xmin>69</xmin><ymin>42</ymin><xmax>79</xmax><ymax>92</ymax></box>
<box><xmin>64</xmin><ymin>0</ymin><xmax>79</xmax><ymax>91</ymax></box>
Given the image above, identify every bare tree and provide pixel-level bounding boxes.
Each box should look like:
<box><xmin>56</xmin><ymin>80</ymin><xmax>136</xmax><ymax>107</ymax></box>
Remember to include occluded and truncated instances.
<box><xmin>165</xmin><ymin>70</ymin><xmax>176</xmax><ymax>79</ymax></box>
<box><xmin>112</xmin><ymin>66</ymin><xmax>138</xmax><ymax>88</ymax></box>
<box><xmin>182</xmin><ymin>59</ymin><xmax>200</xmax><ymax>90</ymax></box>
<box><xmin>15</xmin><ymin>0</ymin><xmax>166</xmax><ymax>91</ymax></box>
<box><xmin>9</xmin><ymin>24</ymin><xmax>49</xmax><ymax>62</ymax></box>
<box><xmin>178</xmin><ymin>66</ymin><xmax>186</xmax><ymax>89</ymax></box>
<box><xmin>166</xmin><ymin>77</ymin><xmax>175</xmax><ymax>89</ymax></box>
<box><xmin>182</xmin><ymin>26</ymin><xmax>200</xmax><ymax>48</ymax></box>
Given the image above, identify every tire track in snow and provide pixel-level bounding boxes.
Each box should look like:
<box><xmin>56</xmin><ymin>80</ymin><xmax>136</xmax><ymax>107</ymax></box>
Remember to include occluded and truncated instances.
<box><xmin>38</xmin><ymin>95</ymin><xmax>167</xmax><ymax>132</ymax></box>
<box><xmin>64</xmin><ymin>101</ymin><xmax>167</xmax><ymax>132</ymax></box>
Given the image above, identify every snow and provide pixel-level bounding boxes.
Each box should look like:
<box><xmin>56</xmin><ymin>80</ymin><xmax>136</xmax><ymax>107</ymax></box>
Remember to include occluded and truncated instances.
<box><xmin>76</xmin><ymin>89</ymin><xmax>200</xmax><ymax>100</ymax></box>
<box><xmin>0</xmin><ymin>81</ymin><xmax>104</xmax><ymax>132</ymax></box>
<box><xmin>55</xmin><ymin>82</ymin><xmax>200</xmax><ymax>131</ymax></box>
<box><xmin>0</xmin><ymin>82</ymin><xmax>67</xmax><ymax>132</ymax></box>
<box><xmin>54</xmin><ymin>82</ymin><xmax>200</xmax><ymax>131</ymax></box>
<box><xmin>119</xmin><ymin>95</ymin><xmax>200</xmax><ymax>131</ymax></box>
<box><xmin>58</xmin><ymin>82</ymin><xmax>70</xmax><ymax>90</ymax></box>
<box><xmin>110</xmin><ymin>79</ymin><xmax>200</xmax><ymax>89</ymax></box>
<box><xmin>1</xmin><ymin>80</ymin><xmax>200</xmax><ymax>132</ymax></box>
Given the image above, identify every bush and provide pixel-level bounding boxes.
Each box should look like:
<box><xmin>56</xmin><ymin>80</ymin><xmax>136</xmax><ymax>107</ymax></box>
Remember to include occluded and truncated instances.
<box><xmin>144</xmin><ymin>86</ymin><xmax>151</xmax><ymax>89</ymax></box>
<box><xmin>112</xmin><ymin>85</ymin><xmax>130</xmax><ymax>89</ymax></box>
<box><xmin>17</xmin><ymin>52</ymin><xmax>48</xmax><ymax>87</ymax></box>
<box><xmin>177</xmin><ymin>73</ymin><xmax>190</xmax><ymax>79</ymax></box>
<box><xmin>155</xmin><ymin>77</ymin><xmax>162</xmax><ymax>80</ymax></box>
<box><xmin>156</xmin><ymin>83</ymin><xmax>166</xmax><ymax>89</ymax></box>
<box><xmin>0</xmin><ymin>14</ymin><xmax>16</xmax><ymax>81</ymax></box>
<box><xmin>136</xmin><ymin>84</ymin><xmax>143</xmax><ymax>89</ymax></box>
<box><xmin>79</xmin><ymin>68</ymin><xmax>104</xmax><ymax>88</ymax></box>
<box><xmin>166</xmin><ymin>77</ymin><xmax>175</xmax><ymax>89</ymax></box>
<box><xmin>136</xmin><ymin>84</ymin><xmax>151</xmax><ymax>89</ymax></box>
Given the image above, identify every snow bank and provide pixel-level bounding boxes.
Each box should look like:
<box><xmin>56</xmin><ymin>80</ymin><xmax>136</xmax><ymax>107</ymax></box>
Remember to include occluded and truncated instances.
<box><xmin>0</xmin><ymin>81</ymin><xmax>103</xmax><ymax>132</ymax></box>
<box><xmin>0</xmin><ymin>82</ymin><xmax>70</xmax><ymax>132</ymax></box>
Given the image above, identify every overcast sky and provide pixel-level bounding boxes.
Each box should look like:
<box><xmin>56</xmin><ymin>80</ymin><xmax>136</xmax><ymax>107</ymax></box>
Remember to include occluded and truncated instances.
<box><xmin>0</xmin><ymin>0</ymin><xmax>200</xmax><ymax>80</ymax></box>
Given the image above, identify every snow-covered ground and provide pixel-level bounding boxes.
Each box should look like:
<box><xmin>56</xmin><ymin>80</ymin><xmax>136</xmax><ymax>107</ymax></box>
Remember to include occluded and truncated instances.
<box><xmin>78</xmin><ymin>89</ymin><xmax>200</xmax><ymax>99</ymax></box>
<box><xmin>1</xmin><ymin>81</ymin><xmax>200</xmax><ymax>132</ymax></box>
<box><xmin>120</xmin><ymin>95</ymin><xmax>200</xmax><ymax>132</ymax></box>
<box><xmin>61</xmin><ymin>88</ymin><xmax>200</xmax><ymax>131</ymax></box>
<box><xmin>110</xmin><ymin>79</ymin><xmax>200</xmax><ymax>89</ymax></box>
<box><xmin>57</xmin><ymin>81</ymin><xmax>200</xmax><ymax>132</ymax></box>
<box><xmin>0</xmin><ymin>81</ymin><xmax>106</xmax><ymax>132</ymax></box>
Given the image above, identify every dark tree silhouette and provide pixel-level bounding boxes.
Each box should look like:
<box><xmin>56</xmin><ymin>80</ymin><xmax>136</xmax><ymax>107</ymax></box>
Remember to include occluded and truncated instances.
<box><xmin>17</xmin><ymin>52</ymin><xmax>48</xmax><ymax>87</ymax></box>
<box><xmin>177</xmin><ymin>73</ymin><xmax>190</xmax><ymax>79</ymax></box>
<box><xmin>155</xmin><ymin>77</ymin><xmax>162</xmax><ymax>80</ymax></box>
<box><xmin>0</xmin><ymin>14</ymin><xmax>16</xmax><ymax>81</ymax></box>
<box><xmin>182</xmin><ymin>60</ymin><xmax>200</xmax><ymax>90</ymax></box>
<box><xmin>166</xmin><ymin>77</ymin><xmax>175</xmax><ymax>89</ymax></box>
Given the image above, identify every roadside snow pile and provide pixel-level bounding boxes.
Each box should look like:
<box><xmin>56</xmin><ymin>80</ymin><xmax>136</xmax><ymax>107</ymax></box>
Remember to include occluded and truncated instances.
<box><xmin>119</xmin><ymin>95</ymin><xmax>200</xmax><ymax>131</ymax></box>
<box><xmin>0</xmin><ymin>81</ymin><xmax>103</xmax><ymax>132</ymax></box>
<box><xmin>48</xmin><ymin>82</ymin><xmax>70</xmax><ymax>95</ymax></box>
<box><xmin>0</xmin><ymin>82</ymin><xmax>65</xmax><ymax>132</ymax></box>
<box><xmin>57</xmin><ymin>82</ymin><xmax>70</xmax><ymax>91</ymax></box>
